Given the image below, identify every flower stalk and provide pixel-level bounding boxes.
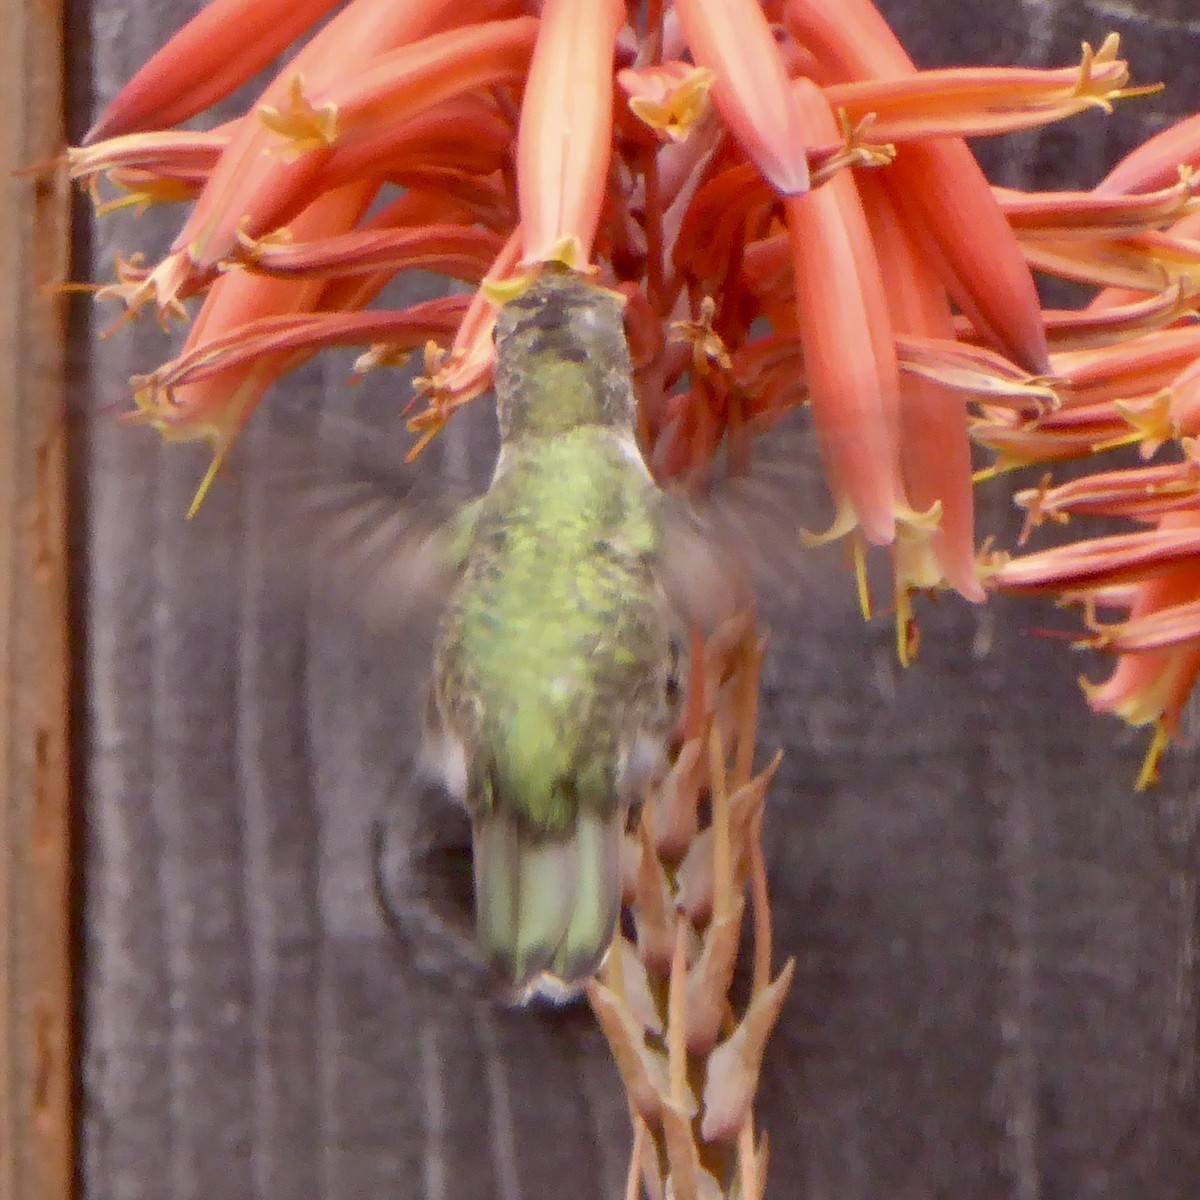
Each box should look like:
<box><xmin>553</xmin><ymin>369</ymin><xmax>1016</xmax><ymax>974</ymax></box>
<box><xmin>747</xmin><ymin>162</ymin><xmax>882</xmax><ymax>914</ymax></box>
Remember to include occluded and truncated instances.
<box><xmin>588</xmin><ymin>612</ymin><xmax>789</xmax><ymax>1200</ymax></box>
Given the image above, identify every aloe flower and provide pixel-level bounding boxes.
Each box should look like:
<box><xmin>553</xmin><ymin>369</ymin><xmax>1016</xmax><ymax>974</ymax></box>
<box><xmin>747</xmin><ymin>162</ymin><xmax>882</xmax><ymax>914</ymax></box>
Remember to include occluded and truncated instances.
<box><xmin>77</xmin><ymin>4</ymin><xmax>1200</xmax><ymax>772</ymax></box>
<box><xmin>964</xmin><ymin>100</ymin><xmax>1200</xmax><ymax>778</ymax></box>
<box><xmin>993</xmin><ymin>509</ymin><xmax>1200</xmax><ymax>788</ymax></box>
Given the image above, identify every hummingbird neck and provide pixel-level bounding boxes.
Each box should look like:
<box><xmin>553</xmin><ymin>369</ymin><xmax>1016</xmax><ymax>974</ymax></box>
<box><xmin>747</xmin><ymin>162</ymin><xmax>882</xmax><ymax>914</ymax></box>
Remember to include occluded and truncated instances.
<box><xmin>490</xmin><ymin>421</ymin><xmax>650</xmax><ymax>486</ymax></box>
<box><xmin>495</xmin><ymin>358</ymin><xmax>637</xmax><ymax>441</ymax></box>
<box><xmin>492</xmin><ymin>271</ymin><xmax>638</xmax><ymax>442</ymax></box>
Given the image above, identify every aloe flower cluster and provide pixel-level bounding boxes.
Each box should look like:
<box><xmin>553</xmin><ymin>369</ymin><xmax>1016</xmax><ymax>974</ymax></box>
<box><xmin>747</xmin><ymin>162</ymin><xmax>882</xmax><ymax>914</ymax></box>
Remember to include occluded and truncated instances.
<box><xmin>985</xmin><ymin>112</ymin><xmax>1200</xmax><ymax>788</ymax></box>
<box><xmin>74</xmin><ymin>5</ymin><xmax>1200</xmax><ymax>832</ymax></box>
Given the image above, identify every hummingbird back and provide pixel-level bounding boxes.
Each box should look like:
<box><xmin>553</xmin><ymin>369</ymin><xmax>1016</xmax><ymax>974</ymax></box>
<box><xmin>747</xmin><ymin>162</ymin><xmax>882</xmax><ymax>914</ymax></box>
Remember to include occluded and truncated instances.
<box><xmin>430</xmin><ymin>421</ymin><xmax>680</xmax><ymax>993</ymax></box>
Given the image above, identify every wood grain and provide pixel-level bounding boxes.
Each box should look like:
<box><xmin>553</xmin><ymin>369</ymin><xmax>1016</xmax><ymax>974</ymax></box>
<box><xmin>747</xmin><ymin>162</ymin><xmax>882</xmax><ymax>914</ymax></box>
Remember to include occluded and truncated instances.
<box><xmin>0</xmin><ymin>0</ymin><xmax>72</xmax><ymax>1197</ymax></box>
<box><xmin>72</xmin><ymin>3</ymin><xmax>1200</xmax><ymax>1199</ymax></box>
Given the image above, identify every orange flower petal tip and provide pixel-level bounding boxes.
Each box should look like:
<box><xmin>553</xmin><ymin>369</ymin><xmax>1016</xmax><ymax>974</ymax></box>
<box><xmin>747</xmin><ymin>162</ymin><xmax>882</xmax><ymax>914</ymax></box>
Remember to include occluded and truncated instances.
<box><xmin>675</xmin><ymin>0</ymin><xmax>810</xmax><ymax>195</ymax></box>
<box><xmin>516</xmin><ymin>0</ymin><xmax>623</xmax><ymax>269</ymax></box>
<box><xmin>256</xmin><ymin>76</ymin><xmax>337</xmax><ymax>151</ymax></box>
<box><xmin>84</xmin><ymin>0</ymin><xmax>344</xmax><ymax>142</ymax></box>
<box><xmin>617</xmin><ymin>62</ymin><xmax>716</xmax><ymax>143</ymax></box>
<box><xmin>1098</xmin><ymin>111</ymin><xmax>1200</xmax><ymax>196</ymax></box>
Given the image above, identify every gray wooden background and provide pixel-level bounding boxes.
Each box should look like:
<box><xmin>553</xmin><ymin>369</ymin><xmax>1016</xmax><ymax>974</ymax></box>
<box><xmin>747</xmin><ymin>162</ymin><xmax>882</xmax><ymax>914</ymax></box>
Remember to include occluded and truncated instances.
<box><xmin>71</xmin><ymin>2</ymin><xmax>1200</xmax><ymax>1197</ymax></box>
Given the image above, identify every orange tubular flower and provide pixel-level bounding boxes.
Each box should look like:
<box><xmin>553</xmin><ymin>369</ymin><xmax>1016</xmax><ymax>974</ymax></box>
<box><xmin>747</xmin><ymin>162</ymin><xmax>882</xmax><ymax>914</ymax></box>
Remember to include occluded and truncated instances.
<box><xmin>141</xmin><ymin>304</ymin><xmax>468</xmax><ymax>406</ymax></box>
<box><xmin>228</xmin><ymin>223</ymin><xmax>504</xmax><ymax>285</ymax></box>
<box><xmin>883</xmin><ymin>144</ymin><xmax>1052</xmax><ymax>374</ymax></box>
<box><xmin>674</xmin><ymin>0</ymin><xmax>810</xmax><ymax>195</ymax></box>
<box><xmin>856</xmin><ymin>171</ymin><xmax>983</xmax><ymax>603</ymax></box>
<box><xmin>897</xmin><ymin>337</ymin><xmax>1058</xmax><ymax>408</ymax></box>
<box><xmin>141</xmin><ymin>0</ymin><xmax>476</xmax><ymax>303</ymax></box>
<box><xmin>69</xmin><ymin>129</ymin><xmax>229</xmax><ymax>197</ymax></box>
<box><xmin>991</xmin><ymin>521</ymin><xmax>1200</xmax><ymax>595</ymax></box>
<box><xmin>85</xmin><ymin>0</ymin><xmax>346</xmax><ymax>141</ymax></box>
<box><xmin>823</xmin><ymin>35</ymin><xmax>1135</xmax><ymax>144</ymax></box>
<box><xmin>1082</xmin><ymin>212</ymin><xmax>1200</xmax><ymax>314</ymax></box>
<box><xmin>996</xmin><ymin>510</ymin><xmax>1200</xmax><ymax>786</ymax></box>
<box><xmin>129</xmin><ymin>178</ymin><xmax>379</xmax><ymax>509</ymax></box>
<box><xmin>304</xmin><ymin>95</ymin><xmax>516</xmax><ymax>192</ymax></box>
<box><xmin>1098</xmin><ymin>110</ymin><xmax>1200</xmax><ymax>196</ymax></box>
<box><xmin>785</xmin><ymin>0</ymin><xmax>1051</xmax><ymax>375</ymax></box>
<box><xmin>189</xmin><ymin>16</ymin><xmax>535</xmax><ymax>276</ymax></box>
<box><xmin>270</xmin><ymin>18</ymin><xmax>538</xmax><ymax>155</ymax></box>
<box><xmin>1015</xmin><ymin>451</ymin><xmax>1200</xmax><ymax>533</ymax></box>
<box><xmin>783</xmin><ymin>79</ymin><xmax>904</xmax><ymax>547</ymax></box>
<box><xmin>1043</xmin><ymin>284</ymin><xmax>1197</xmax><ymax>350</ymax></box>
<box><xmin>1088</xmin><ymin>614</ymin><xmax>1200</xmax><ymax>789</ymax></box>
<box><xmin>996</xmin><ymin>177</ymin><xmax>1200</xmax><ymax>240</ymax></box>
<box><xmin>972</xmin><ymin>416</ymin><xmax>1129</xmax><ymax>472</ymax></box>
<box><xmin>1054</xmin><ymin>326</ymin><xmax>1200</xmax><ymax>410</ymax></box>
<box><xmin>516</xmin><ymin>0</ymin><xmax>624</xmax><ymax>269</ymax></box>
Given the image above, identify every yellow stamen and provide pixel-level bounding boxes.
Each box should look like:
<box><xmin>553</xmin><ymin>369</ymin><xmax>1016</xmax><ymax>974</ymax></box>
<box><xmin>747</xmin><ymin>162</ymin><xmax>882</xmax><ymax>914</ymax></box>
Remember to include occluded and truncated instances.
<box><xmin>1135</xmin><ymin>721</ymin><xmax>1170</xmax><ymax>791</ymax></box>
<box><xmin>894</xmin><ymin>584</ymin><xmax>915</xmax><ymax>667</ymax></box>
<box><xmin>258</xmin><ymin>74</ymin><xmax>338</xmax><ymax>153</ymax></box>
<box><xmin>853</xmin><ymin>536</ymin><xmax>872</xmax><ymax>620</ymax></box>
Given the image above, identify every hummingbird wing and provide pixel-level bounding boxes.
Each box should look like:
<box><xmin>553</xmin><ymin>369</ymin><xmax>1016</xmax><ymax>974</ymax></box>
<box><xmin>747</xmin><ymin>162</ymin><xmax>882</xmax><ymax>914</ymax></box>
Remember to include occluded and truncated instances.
<box><xmin>259</xmin><ymin>420</ymin><xmax>481</xmax><ymax>639</ymax></box>
<box><xmin>292</xmin><ymin>471</ymin><xmax>480</xmax><ymax>637</ymax></box>
<box><xmin>652</xmin><ymin>412</ymin><xmax>835</xmax><ymax>631</ymax></box>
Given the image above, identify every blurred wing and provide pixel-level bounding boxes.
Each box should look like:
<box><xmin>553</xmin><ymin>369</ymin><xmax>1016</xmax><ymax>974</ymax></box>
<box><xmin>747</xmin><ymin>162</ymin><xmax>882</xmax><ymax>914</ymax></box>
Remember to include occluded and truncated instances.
<box><xmin>653</xmin><ymin>410</ymin><xmax>837</xmax><ymax>628</ymax></box>
<box><xmin>257</xmin><ymin>423</ymin><xmax>479</xmax><ymax>640</ymax></box>
<box><xmin>653</xmin><ymin>489</ymin><xmax>752</xmax><ymax>634</ymax></box>
<box><xmin>295</xmin><ymin>473</ymin><xmax>476</xmax><ymax>637</ymax></box>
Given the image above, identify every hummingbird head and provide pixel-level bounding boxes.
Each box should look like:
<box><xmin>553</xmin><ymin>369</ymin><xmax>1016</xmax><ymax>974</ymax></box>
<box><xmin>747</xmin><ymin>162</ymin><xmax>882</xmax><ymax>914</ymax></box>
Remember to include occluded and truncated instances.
<box><xmin>492</xmin><ymin>269</ymin><xmax>637</xmax><ymax>442</ymax></box>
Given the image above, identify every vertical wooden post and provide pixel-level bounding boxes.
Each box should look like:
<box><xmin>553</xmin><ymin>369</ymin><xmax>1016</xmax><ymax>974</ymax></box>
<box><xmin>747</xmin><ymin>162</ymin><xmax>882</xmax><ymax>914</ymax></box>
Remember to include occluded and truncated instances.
<box><xmin>0</xmin><ymin>0</ymin><xmax>73</xmax><ymax>1196</ymax></box>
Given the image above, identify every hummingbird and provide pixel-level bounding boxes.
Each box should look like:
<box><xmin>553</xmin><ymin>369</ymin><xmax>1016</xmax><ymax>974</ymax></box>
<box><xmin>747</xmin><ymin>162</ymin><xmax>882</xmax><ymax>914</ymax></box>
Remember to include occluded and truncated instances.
<box><xmin>301</xmin><ymin>268</ymin><xmax>749</xmax><ymax>998</ymax></box>
<box><xmin>429</xmin><ymin>269</ymin><xmax>700</xmax><ymax>996</ymax></box>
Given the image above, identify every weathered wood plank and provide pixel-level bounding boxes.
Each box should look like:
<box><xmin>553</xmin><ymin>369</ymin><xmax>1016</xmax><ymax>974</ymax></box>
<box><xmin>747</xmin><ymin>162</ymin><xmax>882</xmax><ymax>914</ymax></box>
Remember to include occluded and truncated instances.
<box><xmin>0</xmin><ymin>0</ymin><xmax>72</xmax><ymax>1197</ymax></box>
<box><xmin>72</xmin><ymin>4</ymin><xmax>1200</xmax><ymax>1200</ymax></box>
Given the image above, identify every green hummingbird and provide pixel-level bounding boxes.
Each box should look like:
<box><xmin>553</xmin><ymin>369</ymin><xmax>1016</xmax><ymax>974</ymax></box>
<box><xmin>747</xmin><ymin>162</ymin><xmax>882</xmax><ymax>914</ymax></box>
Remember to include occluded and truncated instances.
<box><xmin>426</xmin><ymin>270</ymin><xmax>684</xmax><ymax>995</ymax></box>
<box><xmin>301</xmin><ymin>268</ymin><xmax>755</xmax><ymax>999</ymax></box>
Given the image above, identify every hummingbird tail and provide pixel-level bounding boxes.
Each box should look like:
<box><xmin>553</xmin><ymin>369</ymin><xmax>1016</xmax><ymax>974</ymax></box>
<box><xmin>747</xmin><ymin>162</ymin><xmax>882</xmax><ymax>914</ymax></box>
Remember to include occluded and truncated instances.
<box><xmin>472</xmin><ymin>807</ymin><xmax>623</xmax><ymax>996</ymax></box>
